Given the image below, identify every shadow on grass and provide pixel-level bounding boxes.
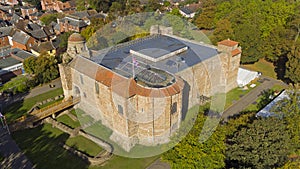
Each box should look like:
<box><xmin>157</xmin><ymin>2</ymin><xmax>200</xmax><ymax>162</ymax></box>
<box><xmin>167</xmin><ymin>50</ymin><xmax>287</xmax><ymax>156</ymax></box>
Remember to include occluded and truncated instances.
<box><xmin>12</xmin><ymin>123</ymin><xmax>89</xmax><ymax>169</ymax></box>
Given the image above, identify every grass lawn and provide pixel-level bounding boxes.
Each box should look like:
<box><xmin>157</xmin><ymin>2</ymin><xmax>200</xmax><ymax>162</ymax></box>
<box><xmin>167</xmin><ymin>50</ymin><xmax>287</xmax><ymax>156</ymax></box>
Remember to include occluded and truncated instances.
<box><xmin>225</xmin><ymin>81</ymin><xmax>261</xmax><ymax>109</ymax></box>
<box><xmin>66</xmin><ymin>136</ymin><xmax>103</xmax><ymax>157</ymax></box>
<box><xmin>243</xmin><ymin>59</ymin><xmax>276</xmax><ymax>79</ymax></box>
<box><xmin>57</xmin><ymin>114</ymin><xmax>80</xmax><ymax>129</ymax></box>
<box><xmin>89</xmin><ymin>155</ymin><xmax>160</xmax><ymax>169</ymax></box>
<box><xmin>39</xmin><ymin>98</ymin><xmax>64</xmax><ymax>109</ymax></box>
<box><xmin>245</xmin><ymin>84</ymin><xmax>286</xmax><ymax>112</ymax></box>
<box><xmin>12</xmin><ymin>123</ymin><xmax>88</xmax><ymax>169</ymax></box>
<box><xmin>4</xmin><ymin>88</ymin><xmax>63</xmax><ymax>123</ymax></box>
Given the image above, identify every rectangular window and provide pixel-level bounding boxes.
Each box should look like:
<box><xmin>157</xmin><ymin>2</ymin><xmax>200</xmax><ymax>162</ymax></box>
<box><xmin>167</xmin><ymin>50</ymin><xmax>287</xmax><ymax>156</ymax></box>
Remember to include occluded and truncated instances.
<box><xmin>171</xmin><ymin>102</ymin><xmax>177</xmax><ymax>114</ymax></box>
<box><xmin>80</xmin><ymin>74</ymin><xmax>84</xmax><ymax>85</ymax></box>
<box><xmin>95</xmin><ymin>82</ymin><xmax>99</xmax><ymax>94</ymax></box>
<box><xmin>118</xmin><ymin>105</ymin><xmax>123</xmax><ymax>115</ymax></box>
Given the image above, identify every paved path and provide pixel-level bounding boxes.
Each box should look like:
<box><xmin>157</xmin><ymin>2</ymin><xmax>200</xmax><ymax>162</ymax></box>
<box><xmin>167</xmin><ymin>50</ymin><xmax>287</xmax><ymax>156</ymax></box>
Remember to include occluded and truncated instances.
<box><xmin>25</xmin><ymin>78</ymin><xmax>62</xmax><ymax>99</ymax></box>
<box><xmin>0</xmin><ymin>78</ymin><xmax>62</xmax><ymax>110</ymax></box>
<box><xmin>222</xmin><ymin>76</ymin><xmax>287</xmax><ymax>119</ymax></box>
<box><xmin>0</xmin><ymin>128</ymin><xmax>34</xmax><ymax>169</ymax></box>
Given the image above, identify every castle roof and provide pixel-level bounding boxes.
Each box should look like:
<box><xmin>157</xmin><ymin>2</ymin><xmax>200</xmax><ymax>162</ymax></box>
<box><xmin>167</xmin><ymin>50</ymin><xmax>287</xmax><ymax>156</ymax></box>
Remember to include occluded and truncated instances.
<box><xmin>91</xmin><ymin>34</ymin><xmax>218</xmax><ymax>77</ymax></box>
<box><xmin>218</xmin><ymin>39</ymin><xmax>239</xmax><ymax>47</ymax></box>
<box><xmin>68</xmin><ymin>33</ymin><xmax>85</xmax><ymax>42</ymax></box>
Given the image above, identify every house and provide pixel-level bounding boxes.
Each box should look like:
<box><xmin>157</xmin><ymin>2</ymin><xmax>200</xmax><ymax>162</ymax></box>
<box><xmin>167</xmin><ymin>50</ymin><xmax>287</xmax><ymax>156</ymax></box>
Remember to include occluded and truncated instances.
<box><xmin>0</xmin><ymin>5</ymin><xmax>13</xmax><ymax>20</ymax></box>
<box><xmin>1</xmin><ymin>0</ymin><xmax>18</xmax><ymax>6</ymax></box>
<box><xmin>41</xmin><ymin>0</ymin><xmax>76</xmax><ymax>12</ymax></box>
<box><xmin>59</xmin><ymin>26</ymin><xmax>241</xmax><ymax>151</ymax></box>
<box><xmin>11</xmin><ymin>31</ymin><xmax>35</xmax><ymax>51</ymax></box>
<box><xmin>0</xmin><ymin>48</ymin><xmax>34</xmax><ymax>83</ymax></box>
<box><xmin>57</xmin><ymin>16</ymin><xmax>88</xmax><ymax>33</ymax></box>
<box><xmin>20</xmin><ymin>6</ymin><xmax>38</xmax><ymax>19</ymax></box>
<box><xmin>179</xmin><ymin>3</ymin><xmax>201</xmax><ymax>18</ymax></box>
<box><xmin>0</xmin><ymin>26</ymin><xmax>14</xmax><ymax>49</ymax></box>
<box><xmin>31</xmin><ymin>41</ymin><xmax>56</xmax><ymax>56</ymax></box>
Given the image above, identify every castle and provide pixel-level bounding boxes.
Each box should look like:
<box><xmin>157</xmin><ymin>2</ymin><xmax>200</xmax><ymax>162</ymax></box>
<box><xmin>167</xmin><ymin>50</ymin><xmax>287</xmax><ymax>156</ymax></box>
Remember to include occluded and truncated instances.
<box><xmin>59</xmin><ymin>28</ymin><xmax>241</xmax><ymax>151</ymax></box>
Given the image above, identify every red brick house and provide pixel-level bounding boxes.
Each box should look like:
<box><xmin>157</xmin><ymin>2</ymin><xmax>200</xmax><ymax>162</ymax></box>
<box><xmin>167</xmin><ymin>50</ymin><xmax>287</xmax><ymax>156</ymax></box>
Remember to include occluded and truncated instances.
<box><xmin>11</xmin><ymin>31</ymin><xmax>36</xmax><ymax>51</ymax></box>
<box><xmin>41</xmin><ymin>0</ymin><xmax>76</xmax><ymax>12</ymax></box>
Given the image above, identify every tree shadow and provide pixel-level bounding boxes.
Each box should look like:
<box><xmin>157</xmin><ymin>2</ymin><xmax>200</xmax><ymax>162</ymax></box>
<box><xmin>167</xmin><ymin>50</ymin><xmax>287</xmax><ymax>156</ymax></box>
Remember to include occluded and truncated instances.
<box><xmin>11</xmin><ymin>124</ymin><xmax>89</xmax><ymax>169</ymax></box>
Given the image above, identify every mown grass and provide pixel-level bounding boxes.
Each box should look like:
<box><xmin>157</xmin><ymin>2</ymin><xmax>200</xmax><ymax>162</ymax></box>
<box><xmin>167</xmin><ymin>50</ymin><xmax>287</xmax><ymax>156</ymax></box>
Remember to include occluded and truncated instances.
<box><xmin>38</xmin><ymin>98</ymin><xmax>64</xmax><ymax>109</ymax></box>
<box><xmin>12</xmin><ymin>123</ymin><xmax>88</xmax><ymax>169</ymax></box>
<box><xmin>225</xmin><ymin>81</ymin><xmax>261</xmax><ymax>109</ymax></box>
<box><xmin>89</xmin><ymin>155</ymin><xmax>160</xmax><ymax>169</ymax></box>
<box><xmin>66</xmin><ymin>136</ymin><xmax>103</xmax><ymax>157</ymax></box>
<box><xmin>4</xmin><ymin>88</ymin><xmax>63</xmax><ymax>123</ymax></box>
<box><xmin>243</xmin><ymin>59</ymin><xmax>276</xmax><ymax>79</ymax></box>
<box><xmin>57</xmin><ymin>114</ymin><xmax>80</xmax><ymax>129</ymax></box>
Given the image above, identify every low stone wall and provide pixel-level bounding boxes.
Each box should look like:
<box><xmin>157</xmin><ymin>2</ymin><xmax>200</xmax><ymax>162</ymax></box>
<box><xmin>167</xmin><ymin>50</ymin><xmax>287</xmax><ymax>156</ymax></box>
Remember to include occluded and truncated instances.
<box><xmin>44</xmin><ymin>117</ymin><xmax>113</xmax><ymax>165</ymax></box>
<box><xmin>45</xmin><ymin>117</ymin><xmax>77</xmax><ymax>137</ymax></box>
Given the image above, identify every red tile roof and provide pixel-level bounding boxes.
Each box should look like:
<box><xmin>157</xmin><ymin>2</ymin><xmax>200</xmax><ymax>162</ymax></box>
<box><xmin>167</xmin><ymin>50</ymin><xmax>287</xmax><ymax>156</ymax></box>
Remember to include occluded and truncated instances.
<box><xmin>218</xmin><ymin>39</ymin><xmax>239</xmax><ymax>47</ymax></box>
<box><xmin>231</xmin><ymin>48</ymin><xmax>242</xmax><ymax>56</ymax></box>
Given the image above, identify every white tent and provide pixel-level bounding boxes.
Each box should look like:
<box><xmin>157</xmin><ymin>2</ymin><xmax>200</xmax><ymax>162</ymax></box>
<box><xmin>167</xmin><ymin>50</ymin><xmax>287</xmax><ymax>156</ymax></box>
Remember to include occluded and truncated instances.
<box><xmin>256</xmin><ymin>90</ymin><xmax>289</xmax><ymax>117</ymax></box>
<box><xmin>237</xmin><ymin>68</ymin><xmax>260</xmax><ymax>87</ymax></box>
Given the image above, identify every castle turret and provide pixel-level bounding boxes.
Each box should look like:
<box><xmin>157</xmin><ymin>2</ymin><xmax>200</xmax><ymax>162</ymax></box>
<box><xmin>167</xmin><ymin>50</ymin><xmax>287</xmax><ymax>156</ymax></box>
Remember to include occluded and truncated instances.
<box><xmin>67</xmin><ymin>33</ymin><xmax>90</xmax><ymax>59</ymax></box>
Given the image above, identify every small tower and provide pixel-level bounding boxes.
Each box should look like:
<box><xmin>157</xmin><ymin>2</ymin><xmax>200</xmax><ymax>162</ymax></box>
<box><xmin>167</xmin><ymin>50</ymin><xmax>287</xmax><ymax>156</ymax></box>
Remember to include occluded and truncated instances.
<box><xmin>67</xmin><ymin>33</ymin><xmax>90</xmax><ymax>59</ymax></box>
<box><xmin>217</xmin><ymin>39</ymin><xmax>242</xmax><ymax>92</ymax></box>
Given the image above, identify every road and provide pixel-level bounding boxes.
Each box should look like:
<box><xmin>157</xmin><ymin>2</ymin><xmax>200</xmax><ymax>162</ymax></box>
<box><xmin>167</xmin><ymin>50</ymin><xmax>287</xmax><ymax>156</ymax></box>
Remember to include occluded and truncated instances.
<box><xmin>0</xmin><ymin>128</ymin><xmax>34</xmax><ymax>169</ymax></box>
<box><xmin>222</xmin><ymin>76</ymin><xmax>287</xmax><ymax>119</ymax></box>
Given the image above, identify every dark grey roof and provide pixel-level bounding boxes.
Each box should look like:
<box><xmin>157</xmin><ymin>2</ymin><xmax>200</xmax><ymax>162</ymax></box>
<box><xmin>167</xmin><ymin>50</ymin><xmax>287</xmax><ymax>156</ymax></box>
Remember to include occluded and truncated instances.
<box><xmin>12</xmin><ymin>48</ymin><xmax>34</xmax><ymax>59</ymax></box>
<box><xmin>179</xmin><ymin>7</ymin><xmax>194</xmax><ymax>15</ymax></box>
<box><xmin>20</xmin><ymin>6</ymin><xmax>36</xmax><ymax>10</ymax></box>
<box><xmin>0</xmin><ymin>19</ymin><xmax>10</xmax><ymax>27</ymax></box>
<box><xmin>30</xmin><ymin>29</ymin><xmax>47</xmax><ymax>39</ymax></box>
<box><xmin>28</xmin><ymin>23</ymin><xmax>41</xmax><ymax>31</ymax></box>
<box><xmin>59</xmin><ymin>17</ymin><xmax>88</xmax><ymax>28</ymax></box>
<box><xmin>91</xmin><ymin>34</ymin><xmax>218</xmax><ymax>78</ymax></box>
<box><xmin>70</xmin><ymin>11</ymin><xmax>90</xmax><ymax>19</ymax></box>
<box><xmin>31</xmin><ymin>41</ymin><xmax>55</xmax><ymax>53</ymax></box>
<box><xmin>0</xmin><ymin>47</ymin><xmax>16</xmax><ymax>57</ymax></box>
<box><xmin>10</xmin><ymin>14</ymin><xmax>23</xmax><ymax>24</ymax></box>
<box><xmin>0</xmin><ymin>56</ymin><xmax>21</xmax><ymax>69</ymax></box>
<box><xmin>12</xmin><ymin>31</ymin><xmax>31</xmax><ymax>45</ymax></box>
<box><xmin>29</xmin><ymin>12</ymin><xmax>44</xmax><ymax>17</ymax></box>
<box><xmin>0</xmin><ymin>26</ymin><xmax>13</xmax><ymax>37</ymax></box>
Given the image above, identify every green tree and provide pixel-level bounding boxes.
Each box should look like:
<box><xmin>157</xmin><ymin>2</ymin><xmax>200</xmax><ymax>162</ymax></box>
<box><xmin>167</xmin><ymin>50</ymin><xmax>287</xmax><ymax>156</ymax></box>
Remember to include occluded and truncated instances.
<box><xmin>226</xmin><ymin>117</ymin><xmax>293</xmax><ymax>169</ymax></box>
<box><xmin>59</xmin><ymin>32</ymin><xmax>73</xmax><ymax>49</ymax></box>
<box><xmin>162</xmin><ymin>112</ymin><xmax>226</xmax><ymax>169</ymax></box>
<box><xmin>40</xmin><ymin>14</ymin><xmax>58</xmax><ymax>26</ymax></box>
<box><xmin>23</xmin><ymin>56</ymin><xmax>37</xmax><ymax>75</ymax></box>
<box><xmin>34</xmin><ymin>54</ymin><xmax>59</xmax><ymax>84</ymax></box>
<box><xmin>285</xmin><ymin>46</ymin><xmax>300</xmax><ymax>84</ymax></box>
<box><xmin>212</xmin><ymin>19</ymin><xmax>234</xmax><ymax>44</ymax></box>
<box><xmin>193</xmin><ymin>0</ymin><xmax>216</xmax><ymax>29</ymax></box>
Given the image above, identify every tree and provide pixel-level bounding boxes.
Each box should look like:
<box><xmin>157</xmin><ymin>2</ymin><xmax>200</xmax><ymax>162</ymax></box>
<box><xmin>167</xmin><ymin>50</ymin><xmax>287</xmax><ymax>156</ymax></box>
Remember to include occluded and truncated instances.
<box><xmin>285</xmin><ymin>46</ymin><xmax>300</xmax><ymax>84</ymax></box>
<box><xmin>162</xmin><ymin>112</ymin><xmax>226</xmax><ymax>169</ymax></box>
<box><xmin>212</xmin><ymin>19</ymin><xmax>234</xmax><ymax>44</ymax></box>
<box><xmin>108</xmin><ymin>2</ymin><xmax>123</xmax><ymax>20</ymax></box>
<box><xmin>23</xmin><ymin>56</ymin><xmax>37</xmax><ymax>75</ymax></box>
<box><xmin>23</xmin><ymin>53</ymin><xmax>59</xmax><ymax>84</ymax></box>
<box><xmin>226</xmin><ymin>117</ymin><xmax>293</xmax><ymax>169</ymax></box>
<box><xmin>59</xmin><ymin>32</ymin><xmax>73</xmax><ymax>49</ymax></box>
<box><xmin>40</xmin><ymin>14</ymin><xmax>58</xmax><ymax>26</ymax></box>
<box><xmin>193</xmin><ymin>0</ymin><xmax>216</xmax><ymax>30</ymax></box>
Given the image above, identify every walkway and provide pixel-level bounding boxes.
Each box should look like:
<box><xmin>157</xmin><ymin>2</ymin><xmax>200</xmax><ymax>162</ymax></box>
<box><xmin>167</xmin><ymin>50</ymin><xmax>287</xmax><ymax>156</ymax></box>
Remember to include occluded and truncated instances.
<box><xmin>222</xmin><ymin>76</ymin><xmax>287</xmax><ymax>119</ymax></box>
<box><xmin>0</xmin><ymin>128</ymin><xmax>34</xmax><ymax>169</ymax></box>
<box><xmin>10</xmin><ymin>97</ymin><xmax>80</xmax><ymax>132</ymax></box>
<box><xmin>25</xmin><ymin>78</ymin><xmax>62</xmax><ymax>99</ymax></box>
